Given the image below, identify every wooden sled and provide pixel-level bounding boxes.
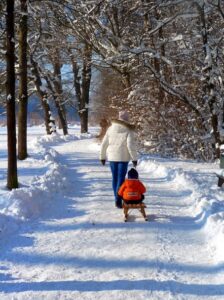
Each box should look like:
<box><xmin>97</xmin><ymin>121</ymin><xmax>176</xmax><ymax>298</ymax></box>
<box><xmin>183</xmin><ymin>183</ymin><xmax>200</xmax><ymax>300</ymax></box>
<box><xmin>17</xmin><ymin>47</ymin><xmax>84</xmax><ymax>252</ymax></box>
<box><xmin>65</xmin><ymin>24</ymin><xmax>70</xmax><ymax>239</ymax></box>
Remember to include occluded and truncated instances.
<box><xmin>123</xmin><ymin>202</ymin><xmax>148</xmax><ymax>222</ymax></box>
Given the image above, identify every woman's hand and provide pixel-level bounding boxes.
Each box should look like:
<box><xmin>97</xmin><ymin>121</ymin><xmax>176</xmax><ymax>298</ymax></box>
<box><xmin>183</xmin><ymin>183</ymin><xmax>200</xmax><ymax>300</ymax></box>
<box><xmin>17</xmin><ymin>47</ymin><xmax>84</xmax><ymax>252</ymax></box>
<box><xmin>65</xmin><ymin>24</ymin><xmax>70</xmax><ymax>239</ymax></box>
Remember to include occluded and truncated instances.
<box><xmin>101</xmin><ymin>160</ymin><xmax>106</xmax><ymax>165</ymax></box>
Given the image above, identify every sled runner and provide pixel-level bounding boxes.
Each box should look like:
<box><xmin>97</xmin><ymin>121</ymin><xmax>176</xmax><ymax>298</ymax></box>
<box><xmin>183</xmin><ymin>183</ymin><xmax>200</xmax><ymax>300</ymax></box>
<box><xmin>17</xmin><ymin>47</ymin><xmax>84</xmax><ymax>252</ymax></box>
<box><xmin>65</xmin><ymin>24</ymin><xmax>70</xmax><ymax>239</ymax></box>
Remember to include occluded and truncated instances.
<box><xmin>123</xmin><ymin>202</ymin><xmax>148</xmax><ymax>222</ymax></box>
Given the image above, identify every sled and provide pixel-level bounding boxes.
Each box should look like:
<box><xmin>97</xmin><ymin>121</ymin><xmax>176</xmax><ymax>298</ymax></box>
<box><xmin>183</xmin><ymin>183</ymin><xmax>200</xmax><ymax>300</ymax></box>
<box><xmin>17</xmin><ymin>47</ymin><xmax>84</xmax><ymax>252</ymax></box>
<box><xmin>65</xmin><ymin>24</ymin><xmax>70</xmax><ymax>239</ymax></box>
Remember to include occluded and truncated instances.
<box><xmin>123</xmin><ymin>202</ymin><xmax>148</xmax><ymax>222</ymax></box>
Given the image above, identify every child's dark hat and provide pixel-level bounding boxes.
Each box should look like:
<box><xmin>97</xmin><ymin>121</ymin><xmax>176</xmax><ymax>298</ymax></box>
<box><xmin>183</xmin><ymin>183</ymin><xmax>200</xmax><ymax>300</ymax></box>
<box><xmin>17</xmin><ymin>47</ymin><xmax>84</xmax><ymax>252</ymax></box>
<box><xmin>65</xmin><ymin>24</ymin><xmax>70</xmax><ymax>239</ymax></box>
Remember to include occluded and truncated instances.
<box><xmin>128</xmin><ymin>168</ymin><xmax>138</xmax><ymax>179</ymax></box>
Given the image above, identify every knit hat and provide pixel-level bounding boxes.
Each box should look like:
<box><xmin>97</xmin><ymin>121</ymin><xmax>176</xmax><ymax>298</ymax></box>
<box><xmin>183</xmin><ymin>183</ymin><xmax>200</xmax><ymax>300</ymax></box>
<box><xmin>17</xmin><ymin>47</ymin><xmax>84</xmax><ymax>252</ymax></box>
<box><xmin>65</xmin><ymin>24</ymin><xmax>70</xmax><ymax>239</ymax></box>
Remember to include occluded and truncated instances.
<box><xmin>128</xmin><ymin>168</ymin><xmax>139</xmax><ymax>179</ymax></box>
<box><xmin>119</xmin><ymin>110</ymin><xmax>129</xmax><ymax>122</ymax></box>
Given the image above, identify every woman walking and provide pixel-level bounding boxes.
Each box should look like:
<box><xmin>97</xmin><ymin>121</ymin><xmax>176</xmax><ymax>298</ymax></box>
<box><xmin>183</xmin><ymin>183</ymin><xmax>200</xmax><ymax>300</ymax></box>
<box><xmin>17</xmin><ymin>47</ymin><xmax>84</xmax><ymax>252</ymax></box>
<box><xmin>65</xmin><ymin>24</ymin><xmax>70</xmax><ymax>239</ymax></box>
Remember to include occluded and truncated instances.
<box><xmin>100</xmin><ymin>111</ymin><xmax>138</xmax><ymax>208</ymax></box>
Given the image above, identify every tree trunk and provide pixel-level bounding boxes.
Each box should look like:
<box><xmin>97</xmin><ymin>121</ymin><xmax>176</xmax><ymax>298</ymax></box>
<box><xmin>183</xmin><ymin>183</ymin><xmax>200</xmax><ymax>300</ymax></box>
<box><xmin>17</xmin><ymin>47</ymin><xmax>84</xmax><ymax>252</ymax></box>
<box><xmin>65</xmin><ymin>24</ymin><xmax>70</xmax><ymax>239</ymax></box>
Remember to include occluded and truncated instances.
<box><xmin>79</xmin><ymin>44</ymin><xmax>92</xmax><ymax>133</ymax></box>
<box><xmin>44</xmin><ymin>75</ymin><xmax>68</xmax><ymax>135</ymax></box>
<box><xmin>18</xmin><ymin>0</ymin><xmax>28</xmax><ymax>160</ymax></box>
<box><xmin>70</xmin><ymin>45</ymin><xmax>92</xmax><ymax>133</ymax></box>
<box><xmin>70</xmin><ymin>51</ymin><xmax>82</xmax><ymax>123</ymax></box>
<box><xmin>198</xmin><ymin>2</ymin><xmax>221</xmax><ymax>158</ymax></box>
<box><xmin>54</xmin><ymin>96</ymin><xmax>68</xmax><ymax>135</ymax></box>
<box><xmin>6</xmin><ymin>0</ymin><xmax>18</xmax><ymax>189</ymax></box>
<box><xmin>53</xmin><ymin>53</ymin><xmax>68</xmax><ymax>135</ymax></box>
<box><xmin>30</xmin><ymin>56</ymin><xmax>56</xmax><ymax>134</ymax></box>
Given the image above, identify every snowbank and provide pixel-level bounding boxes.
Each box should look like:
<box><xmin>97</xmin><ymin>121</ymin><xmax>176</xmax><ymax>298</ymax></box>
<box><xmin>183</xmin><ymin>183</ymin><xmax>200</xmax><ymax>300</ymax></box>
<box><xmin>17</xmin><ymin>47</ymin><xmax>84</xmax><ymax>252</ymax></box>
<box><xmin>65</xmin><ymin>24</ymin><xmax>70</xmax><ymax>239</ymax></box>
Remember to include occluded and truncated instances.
<box><xmin>138</xmin><ymin>157</ymin><xmax>224</xmax><ymax>261</ymax></box>
<box><xmin>0</xmin><ymin>133</ymin><xmax>77</xmax><ymax>237</ymax></box>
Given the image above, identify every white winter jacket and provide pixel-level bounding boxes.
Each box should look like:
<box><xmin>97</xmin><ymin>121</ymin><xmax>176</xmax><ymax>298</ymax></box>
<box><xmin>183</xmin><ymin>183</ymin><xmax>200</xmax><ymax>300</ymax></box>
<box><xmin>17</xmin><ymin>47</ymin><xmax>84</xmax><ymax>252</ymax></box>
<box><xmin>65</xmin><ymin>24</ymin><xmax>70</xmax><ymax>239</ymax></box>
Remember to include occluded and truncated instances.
<box><xmin>100</xmin><ymin>120</ymin><xmax>138</xmax><ymax>162</ymax></box>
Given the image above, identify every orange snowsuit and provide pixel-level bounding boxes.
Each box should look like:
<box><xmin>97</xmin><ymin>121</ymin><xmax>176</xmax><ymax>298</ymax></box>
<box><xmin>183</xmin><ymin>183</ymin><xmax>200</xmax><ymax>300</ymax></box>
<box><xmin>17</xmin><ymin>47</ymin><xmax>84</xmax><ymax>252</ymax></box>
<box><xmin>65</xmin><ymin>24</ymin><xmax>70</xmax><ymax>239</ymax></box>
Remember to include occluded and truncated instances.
<box><xmin>118</xmin><ymin>179</ymin><xmax>146</xmax><ymax>201</ymax></box>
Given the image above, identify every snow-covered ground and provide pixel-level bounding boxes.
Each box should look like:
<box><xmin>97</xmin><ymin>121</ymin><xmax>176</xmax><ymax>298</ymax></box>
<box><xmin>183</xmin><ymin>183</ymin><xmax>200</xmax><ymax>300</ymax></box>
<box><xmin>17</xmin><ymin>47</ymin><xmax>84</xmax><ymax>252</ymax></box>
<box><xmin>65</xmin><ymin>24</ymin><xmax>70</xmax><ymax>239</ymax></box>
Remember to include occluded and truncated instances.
<box><xmin>0</xmin><ymin>125</ymin><xmax>224</xmax><ymax>299</ymax></box>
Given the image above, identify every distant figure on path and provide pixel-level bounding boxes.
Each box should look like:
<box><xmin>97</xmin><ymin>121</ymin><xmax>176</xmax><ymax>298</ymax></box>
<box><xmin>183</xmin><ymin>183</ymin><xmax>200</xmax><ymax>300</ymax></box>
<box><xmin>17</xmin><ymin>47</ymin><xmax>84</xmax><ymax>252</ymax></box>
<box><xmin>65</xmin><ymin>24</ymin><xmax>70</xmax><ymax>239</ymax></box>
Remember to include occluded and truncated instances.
<box><xmin>100</xmin><ymin>111</ymin><xmax>138</xmax><ymax>208</ymax></box>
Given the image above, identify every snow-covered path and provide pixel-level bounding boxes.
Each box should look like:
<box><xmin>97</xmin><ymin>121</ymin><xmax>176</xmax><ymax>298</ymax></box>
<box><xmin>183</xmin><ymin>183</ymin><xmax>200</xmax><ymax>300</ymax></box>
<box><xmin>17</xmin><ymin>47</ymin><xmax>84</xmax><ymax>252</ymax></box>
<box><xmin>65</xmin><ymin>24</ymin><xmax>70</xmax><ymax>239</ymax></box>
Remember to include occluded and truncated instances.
<box><xmin>0</xmin><ymin>133</ymin><xmax>224</xmax><ymax>299</ymax></box>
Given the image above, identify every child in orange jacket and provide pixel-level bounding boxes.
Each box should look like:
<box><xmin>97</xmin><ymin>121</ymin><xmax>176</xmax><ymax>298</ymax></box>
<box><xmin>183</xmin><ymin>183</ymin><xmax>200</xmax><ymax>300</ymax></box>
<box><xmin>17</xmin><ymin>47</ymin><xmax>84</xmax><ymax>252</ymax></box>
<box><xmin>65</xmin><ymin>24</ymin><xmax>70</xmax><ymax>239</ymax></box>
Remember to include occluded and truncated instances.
<box><xmin>118</xmin><ymin>168</ymin><xmax>146</xmax><ymax>204</ymax></box>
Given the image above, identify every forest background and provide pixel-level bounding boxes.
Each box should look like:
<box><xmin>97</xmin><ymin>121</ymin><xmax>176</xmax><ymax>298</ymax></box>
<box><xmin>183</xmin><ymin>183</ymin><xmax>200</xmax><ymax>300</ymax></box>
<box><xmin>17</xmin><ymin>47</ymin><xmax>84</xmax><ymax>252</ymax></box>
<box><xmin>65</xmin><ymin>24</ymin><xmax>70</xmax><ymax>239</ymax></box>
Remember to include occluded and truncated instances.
<box><xmin>1</xmin><ymin>0</ymin><xmax>224</xmax><ymax>189</ymax></box>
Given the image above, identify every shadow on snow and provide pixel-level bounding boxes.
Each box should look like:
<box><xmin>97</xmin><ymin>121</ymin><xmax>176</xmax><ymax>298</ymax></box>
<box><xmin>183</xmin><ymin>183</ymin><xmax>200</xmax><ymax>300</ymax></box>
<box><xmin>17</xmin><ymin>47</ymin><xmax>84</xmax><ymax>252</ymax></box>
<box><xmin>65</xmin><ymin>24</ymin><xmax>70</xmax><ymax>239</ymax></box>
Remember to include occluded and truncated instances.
<box><xmin>0</xmin><ymin>279</ymin><xmax>224</xmax><ymax>296</ymax></box>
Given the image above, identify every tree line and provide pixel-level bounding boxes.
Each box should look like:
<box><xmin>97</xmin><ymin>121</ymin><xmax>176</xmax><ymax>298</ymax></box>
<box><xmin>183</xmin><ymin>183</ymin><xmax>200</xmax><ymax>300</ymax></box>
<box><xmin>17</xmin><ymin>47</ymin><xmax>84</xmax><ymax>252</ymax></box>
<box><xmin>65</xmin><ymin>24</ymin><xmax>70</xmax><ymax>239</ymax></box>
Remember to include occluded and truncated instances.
<box><xmin>0</xmin><ymin>0</ymin><xmax>224</xmax><ymax>189</ymax></box>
